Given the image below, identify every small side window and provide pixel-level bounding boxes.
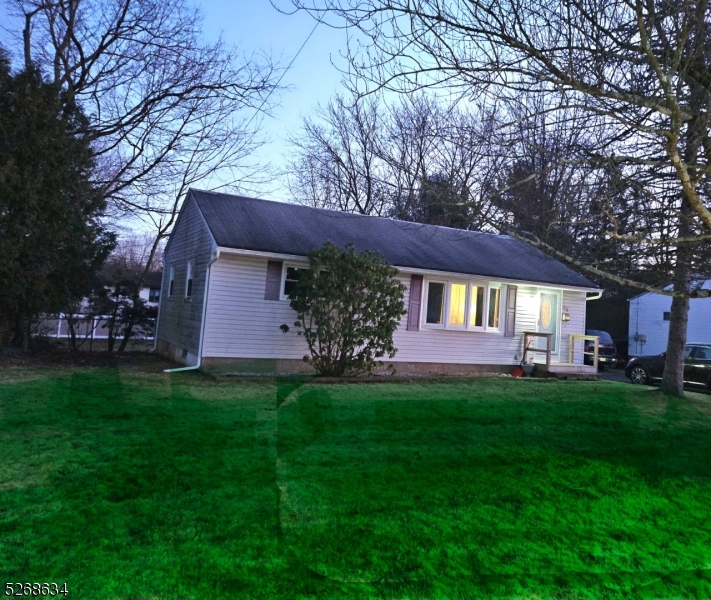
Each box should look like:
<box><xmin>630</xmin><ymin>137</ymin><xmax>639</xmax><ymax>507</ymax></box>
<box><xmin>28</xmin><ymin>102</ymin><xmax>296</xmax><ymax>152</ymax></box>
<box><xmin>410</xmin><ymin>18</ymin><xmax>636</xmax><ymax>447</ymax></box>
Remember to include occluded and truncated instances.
<box><xmin>168</xmin><ymin>266</ymin><xmax>175</xmax><ymax>297</ymax></box>
<box><xmin>426</xmin><ymin>282</ymin><xmax>445</xmax><ymax>324</ymax></box>
<box><xmin>488</xmin><ymin>287</ymin><xmax>501</xmax><ymax>328</ymax></box>
<box><xmin>469</xmin><ymin>285</ymin><xmax>485</xmax><ymax>327</ymax></box>
<box><xmin>283</xmin><ymin>267</ymin><xmax>305</xmax><ymax>297</ymax></box>
<box><xmin>186</xmin><ymin>260</ymin><xmax>194</xmax><ymax>298</ymax></box>
<box><xmin>663</xmin><ymin>311</ymin><xmax>671</xmax><ymax>321</ymax></box>
<box><xmin>149</xmin><ymin>288</ymin><xmax>160</xmax><ymax>303</ymax></box>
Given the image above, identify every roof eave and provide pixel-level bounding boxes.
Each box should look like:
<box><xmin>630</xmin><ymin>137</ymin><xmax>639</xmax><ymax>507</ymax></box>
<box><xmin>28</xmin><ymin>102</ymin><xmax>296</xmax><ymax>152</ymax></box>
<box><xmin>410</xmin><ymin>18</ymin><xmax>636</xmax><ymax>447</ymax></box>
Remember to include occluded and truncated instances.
<box><xmin>215</xmin><ymin>246</ymin><xmax>601</xmax><ymax>293</ymax></box>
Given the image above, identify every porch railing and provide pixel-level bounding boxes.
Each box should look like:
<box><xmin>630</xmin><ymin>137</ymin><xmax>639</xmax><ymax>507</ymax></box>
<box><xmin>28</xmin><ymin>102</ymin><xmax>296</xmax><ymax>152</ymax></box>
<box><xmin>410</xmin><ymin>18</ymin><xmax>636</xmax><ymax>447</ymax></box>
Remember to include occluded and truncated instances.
<box><xmin>522</xmin><ymin>331</ymin><xmax>552</xmax><ymax>370</ymax></box>
<box><xmin>568</xmin><ymin>334</ymin><xmax>599</xmax><ymax>368</ymax></box>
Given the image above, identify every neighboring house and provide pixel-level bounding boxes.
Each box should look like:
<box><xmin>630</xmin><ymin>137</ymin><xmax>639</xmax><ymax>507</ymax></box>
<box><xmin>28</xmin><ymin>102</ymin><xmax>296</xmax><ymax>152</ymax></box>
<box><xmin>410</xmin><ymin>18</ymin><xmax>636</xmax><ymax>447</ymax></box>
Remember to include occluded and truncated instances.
<box><xmin>137</xmin><ymin>270</ymin><xmax>163</xmax><ymax>307</ymax></box>
<box><xmin>40</xmin><ymin>270</ymin><xmax>162</xmax><ymax>340</ymax></box>
<box><xmin>156</xmin><ymin>190</ymin><xmax>602</xmax><ymax>374</ymax></box>
<box><xmin>628</xmin><ymin>280</ymin><xmax>711</xmax><ymax>357</ymax></box>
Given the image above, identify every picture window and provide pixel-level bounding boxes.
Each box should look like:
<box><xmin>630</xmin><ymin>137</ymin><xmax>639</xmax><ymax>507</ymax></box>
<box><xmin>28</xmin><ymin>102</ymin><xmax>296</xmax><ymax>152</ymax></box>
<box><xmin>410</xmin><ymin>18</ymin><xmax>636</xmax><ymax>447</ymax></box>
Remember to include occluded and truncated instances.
<box><xmin>422</xmin><ymin>279</ymin><xmax>502</xmax><ymax>332</ymax></box>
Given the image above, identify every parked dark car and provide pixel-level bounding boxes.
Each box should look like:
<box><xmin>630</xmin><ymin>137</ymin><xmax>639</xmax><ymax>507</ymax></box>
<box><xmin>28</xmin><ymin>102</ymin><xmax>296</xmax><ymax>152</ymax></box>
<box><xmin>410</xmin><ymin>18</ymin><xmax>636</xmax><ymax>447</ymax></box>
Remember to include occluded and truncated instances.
<box><xmin>625</xmin><ymin>344</ymin><xmax>711</xmax><ymax>388</ymax></box>
<box><xmin>584</xmin><ymin>329</ymin><xmax>619</xmax><ymax>368</ymax></box>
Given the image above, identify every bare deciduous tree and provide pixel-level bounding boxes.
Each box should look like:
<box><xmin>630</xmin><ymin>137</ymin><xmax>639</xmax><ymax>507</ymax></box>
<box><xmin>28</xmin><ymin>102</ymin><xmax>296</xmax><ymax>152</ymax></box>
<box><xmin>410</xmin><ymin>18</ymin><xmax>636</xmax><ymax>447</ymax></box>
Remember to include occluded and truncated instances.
<box><xmin>11</xmin><ymin>0</ymin><xmax>280</xmax><ymax>274</ymax></box>
<box><xmin>110</xmin><ymin>234</ymin><xmax>164</xmax><ymax>272</ymax></box>
<box><xmin>288</xmin><ymin>94</ymin><xmax>390</xmax><ymax>214</ymax></box>
<box><xmin>289</xmin><ymin>93</ymin><xmax>503</xmax><ymax>229</ymax></box>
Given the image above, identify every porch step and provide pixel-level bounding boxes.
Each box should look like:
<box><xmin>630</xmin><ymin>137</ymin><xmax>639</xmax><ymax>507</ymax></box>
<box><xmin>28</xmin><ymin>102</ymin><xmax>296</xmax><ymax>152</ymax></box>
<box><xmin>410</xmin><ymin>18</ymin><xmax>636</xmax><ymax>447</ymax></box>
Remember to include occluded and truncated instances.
<box><xmin>534</xmin><ymin>362</ymin><xmax>600</xmax><ymax>380</ymax></box>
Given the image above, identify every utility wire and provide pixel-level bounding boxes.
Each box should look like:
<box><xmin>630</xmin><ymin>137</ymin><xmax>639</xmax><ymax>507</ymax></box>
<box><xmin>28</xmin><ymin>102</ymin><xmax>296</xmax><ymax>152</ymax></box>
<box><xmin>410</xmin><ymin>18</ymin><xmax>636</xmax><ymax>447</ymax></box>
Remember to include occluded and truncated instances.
<box><xmin>244</xmin><ymin>18</ymin><xmax>321</xmax><ymax>131</ymax></box>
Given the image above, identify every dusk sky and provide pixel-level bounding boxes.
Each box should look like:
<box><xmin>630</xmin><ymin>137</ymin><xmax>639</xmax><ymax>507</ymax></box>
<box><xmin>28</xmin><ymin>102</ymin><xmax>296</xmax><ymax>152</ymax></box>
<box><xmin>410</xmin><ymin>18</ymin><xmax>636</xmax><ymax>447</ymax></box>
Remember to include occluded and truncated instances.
<box><xmin>197</xmin><ymin>0</ymin><xmax>352</xmax><ymax>199</ymax></box>
<box><xmin>0</xmin><ymin>0</ymin><xmax>353</xmax><ymax>200</ymax></box>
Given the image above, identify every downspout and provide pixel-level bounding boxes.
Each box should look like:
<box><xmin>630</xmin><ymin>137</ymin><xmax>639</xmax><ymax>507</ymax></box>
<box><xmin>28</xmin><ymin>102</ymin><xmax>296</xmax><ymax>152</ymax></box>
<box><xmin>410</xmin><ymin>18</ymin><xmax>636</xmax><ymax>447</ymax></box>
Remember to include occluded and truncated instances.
<box><xmin>164</xmin><ymin>250</ymin><xmax>220</xmax><ymax>373</ymax></box>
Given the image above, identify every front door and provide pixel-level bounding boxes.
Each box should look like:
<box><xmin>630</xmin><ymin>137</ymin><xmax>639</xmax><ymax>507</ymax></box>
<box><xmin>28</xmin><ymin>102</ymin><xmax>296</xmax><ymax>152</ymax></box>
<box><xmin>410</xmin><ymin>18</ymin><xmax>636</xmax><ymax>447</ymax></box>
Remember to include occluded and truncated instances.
<box><xmin>538</xmin><ymin>292</ymin><xmax>559</xmax><ymax>354</ymax></box>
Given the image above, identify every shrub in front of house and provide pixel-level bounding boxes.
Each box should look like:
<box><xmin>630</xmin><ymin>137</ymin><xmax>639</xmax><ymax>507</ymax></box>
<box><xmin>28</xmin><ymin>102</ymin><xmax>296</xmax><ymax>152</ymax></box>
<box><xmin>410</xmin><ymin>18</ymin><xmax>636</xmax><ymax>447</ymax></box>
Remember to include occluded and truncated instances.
<box><xmin>280</xmin><ymin>242</ymin><xmax>406</xmax><ymax>376</ymax></box>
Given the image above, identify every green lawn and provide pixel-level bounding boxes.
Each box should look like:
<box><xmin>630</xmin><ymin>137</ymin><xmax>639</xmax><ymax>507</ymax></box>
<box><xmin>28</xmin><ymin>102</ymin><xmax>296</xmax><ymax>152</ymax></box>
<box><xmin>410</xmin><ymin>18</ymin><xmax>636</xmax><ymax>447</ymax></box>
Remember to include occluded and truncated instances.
<box><xmin>1</xmin><ymin>367</ymin><xmax>711</xmax><ymax>599</ymax></box>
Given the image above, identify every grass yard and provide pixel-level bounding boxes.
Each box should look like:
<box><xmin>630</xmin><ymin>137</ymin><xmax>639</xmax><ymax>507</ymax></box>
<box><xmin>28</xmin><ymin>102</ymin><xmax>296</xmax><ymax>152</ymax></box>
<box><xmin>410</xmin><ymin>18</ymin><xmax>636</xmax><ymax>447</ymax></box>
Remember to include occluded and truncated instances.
<box><xmin>1</xmin><ymin>366</ymin><xmax>711</xmax><ymax>599</ymax></box>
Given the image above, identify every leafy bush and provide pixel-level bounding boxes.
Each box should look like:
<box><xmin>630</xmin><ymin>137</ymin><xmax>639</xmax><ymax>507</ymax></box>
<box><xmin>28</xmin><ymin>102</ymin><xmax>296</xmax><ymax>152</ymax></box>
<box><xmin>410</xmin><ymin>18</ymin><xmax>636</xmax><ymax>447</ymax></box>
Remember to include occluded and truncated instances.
<box><xmin>280</xmin><ymin>242</ymin><xmax>406</xmax><ymax>376</ymax></box>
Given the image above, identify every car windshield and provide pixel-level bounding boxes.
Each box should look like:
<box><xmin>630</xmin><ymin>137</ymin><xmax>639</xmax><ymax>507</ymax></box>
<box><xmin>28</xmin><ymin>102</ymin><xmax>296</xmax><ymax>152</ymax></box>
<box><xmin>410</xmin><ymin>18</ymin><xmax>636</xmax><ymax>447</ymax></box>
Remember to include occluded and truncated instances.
<box><xmin>685</xmin><ymin>346</ymin><xmax>695</xmax><ymax>359</ymax></box>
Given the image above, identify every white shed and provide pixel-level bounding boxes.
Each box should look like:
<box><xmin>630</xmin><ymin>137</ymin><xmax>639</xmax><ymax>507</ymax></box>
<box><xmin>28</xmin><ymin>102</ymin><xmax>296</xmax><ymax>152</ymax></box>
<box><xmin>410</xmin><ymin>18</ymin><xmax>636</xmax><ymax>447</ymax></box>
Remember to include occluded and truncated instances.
<box><xmin>628</xmin><ymin>280</ymin><xmax>711</xmax><ymax>356</ymax></box>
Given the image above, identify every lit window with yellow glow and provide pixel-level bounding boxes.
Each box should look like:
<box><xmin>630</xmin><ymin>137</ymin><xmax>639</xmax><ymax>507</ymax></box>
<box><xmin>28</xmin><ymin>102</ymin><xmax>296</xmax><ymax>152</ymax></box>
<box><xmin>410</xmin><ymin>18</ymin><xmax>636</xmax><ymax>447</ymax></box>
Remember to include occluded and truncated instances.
<box><xmin>470</xmin><ymin>285</ymin><xmax>485</xmax><ymax>327</ymax></box>
<box><xmin>488</xmin><ymin>287</ymin><xmax>501</xmax><ymax>328</ymax></box>
<box><xmin>448</xmin><ymin>284</ymin><xmax>466</xmax><ymax>326</ymax></box>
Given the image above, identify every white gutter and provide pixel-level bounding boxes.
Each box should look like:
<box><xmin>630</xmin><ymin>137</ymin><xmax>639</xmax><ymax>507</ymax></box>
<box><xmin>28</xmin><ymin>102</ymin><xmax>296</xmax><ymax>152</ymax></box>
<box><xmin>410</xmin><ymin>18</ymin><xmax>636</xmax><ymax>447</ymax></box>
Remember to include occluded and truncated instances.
<box><xmin>163</xmin><ymin>249</ymin><xmax>220</xmax><ymax>373</ymax></box>
<box><xmin>585</xmin><ymin>291</ymin><xmax>603</xmax><ymax>301</ymax></box>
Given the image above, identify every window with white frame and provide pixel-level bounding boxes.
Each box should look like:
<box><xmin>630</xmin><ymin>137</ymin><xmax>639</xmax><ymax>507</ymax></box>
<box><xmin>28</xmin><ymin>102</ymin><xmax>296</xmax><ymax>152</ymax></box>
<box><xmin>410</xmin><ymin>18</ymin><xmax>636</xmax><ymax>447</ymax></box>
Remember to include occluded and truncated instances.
<box><xmin>185</xmin><ymin>260</ymin><xmax>194</xmax><ymax>297</ymax></box>
<box><xmin>425</xmin><ymin>282</ymin><xmax>445</xmax><ymax>324</ymax></box>
<box><xmin>282</xmin><ymin>265</ymin><xmax>307</xmax><ymax>298</ymax></box>
<box><xmin>168</xmin><ymin>265</ymin><xmax>175</xmax><ymax>297</ymax></box>
<box><xmin>281</xmin><ymin>265</ymin><xmax>332</xmax><ymax>298</ymax></box>
<box><xmin>488</xmin><ymin>287</ymin><xmax>501</xmax><ymax>328</ymax></box>
<box><xmin>423</xmin><ymin>279</ymin><xmax>502</xmax><ymax>331</ymax></box>
<box><xmin>470</xmin><ymin>285</ymin><xmax>485</xmax><ymax>327</ymax></box>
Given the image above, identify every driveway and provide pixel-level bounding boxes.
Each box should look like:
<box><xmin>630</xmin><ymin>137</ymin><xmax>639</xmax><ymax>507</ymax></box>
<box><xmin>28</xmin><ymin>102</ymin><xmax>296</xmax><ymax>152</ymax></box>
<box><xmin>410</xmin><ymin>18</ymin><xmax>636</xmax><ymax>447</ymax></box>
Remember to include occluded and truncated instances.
<box><xmin>597</xmin><ymin>367</ymin><xmax>629</xmax><ymax>383</ymax></box>
<box><xmin>598</xmin><ymin>366</ymin><xmax>711</xmax><ymax>395</ymax></box>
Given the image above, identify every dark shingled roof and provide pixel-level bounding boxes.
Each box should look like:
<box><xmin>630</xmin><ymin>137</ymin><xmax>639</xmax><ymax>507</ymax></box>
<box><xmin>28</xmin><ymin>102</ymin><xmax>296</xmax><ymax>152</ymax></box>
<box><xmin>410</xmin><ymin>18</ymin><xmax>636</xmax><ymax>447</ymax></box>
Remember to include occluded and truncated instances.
<box><xmin>191</xmin><ymin>190</ymin><xmax>598</xmax><ymax>290</ymax></box>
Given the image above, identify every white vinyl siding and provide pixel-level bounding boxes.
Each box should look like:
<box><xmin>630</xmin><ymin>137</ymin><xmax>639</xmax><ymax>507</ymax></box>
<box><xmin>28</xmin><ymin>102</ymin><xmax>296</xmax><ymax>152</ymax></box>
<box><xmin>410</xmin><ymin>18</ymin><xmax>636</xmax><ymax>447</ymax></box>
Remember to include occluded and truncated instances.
<box><xmin>628</xmin><ymin>284</ymin><xmax>711</xmax><ymax>356</ymax></box>
<box><xmin>156</xmin><ymin>194</ymin><xmax>216</xmax><ymax>363</ymax></box>
<box><xmin>562</xmin><ymin>289</ymin><xmax>587</xmax><ymax>364</ymax></box>
<box><xmin>203</xmin><ymin>254</ymin><xmax>311</xmax><ymax>359</ymax></box>
<box><xmin>202</xmin><ymin>254</ymin><xmax>590</xmax><ymax>365</ymax></box>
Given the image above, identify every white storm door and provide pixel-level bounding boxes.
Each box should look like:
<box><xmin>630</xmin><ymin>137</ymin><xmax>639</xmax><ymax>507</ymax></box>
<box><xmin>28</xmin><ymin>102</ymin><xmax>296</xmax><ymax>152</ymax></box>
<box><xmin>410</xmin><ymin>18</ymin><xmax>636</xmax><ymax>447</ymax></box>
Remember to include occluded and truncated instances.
<box><xmin>537</xmin><ymin>292</ymin><xmax>560</xmax><ymax>354</ymax></box>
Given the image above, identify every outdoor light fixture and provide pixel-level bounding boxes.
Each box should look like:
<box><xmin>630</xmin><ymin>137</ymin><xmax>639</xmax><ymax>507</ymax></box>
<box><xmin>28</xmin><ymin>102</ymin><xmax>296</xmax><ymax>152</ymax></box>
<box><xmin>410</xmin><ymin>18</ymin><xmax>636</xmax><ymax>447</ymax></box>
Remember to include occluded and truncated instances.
<box><xmin>561</xmin><ymin>312</ymin><xmax>571</xmax><ymax>322</ymax></box>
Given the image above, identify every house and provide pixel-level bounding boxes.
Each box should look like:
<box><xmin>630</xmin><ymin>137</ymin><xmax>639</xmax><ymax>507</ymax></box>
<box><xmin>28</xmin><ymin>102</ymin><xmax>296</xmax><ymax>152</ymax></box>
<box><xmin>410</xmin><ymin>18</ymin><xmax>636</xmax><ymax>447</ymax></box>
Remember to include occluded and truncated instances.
<box><xmin>155</xmin><ymin>190</ymin><xmax>602</xmax><ymax>375</ymax></box>
<box><xmin>41</xmin><ymin>269</ymin><xmax>162</xmax><ymax>341</ymax></box>
<box><xmin>628</xmin><ymin>280</ymin><xmax>711</xmax><ymax>356</ymax></box>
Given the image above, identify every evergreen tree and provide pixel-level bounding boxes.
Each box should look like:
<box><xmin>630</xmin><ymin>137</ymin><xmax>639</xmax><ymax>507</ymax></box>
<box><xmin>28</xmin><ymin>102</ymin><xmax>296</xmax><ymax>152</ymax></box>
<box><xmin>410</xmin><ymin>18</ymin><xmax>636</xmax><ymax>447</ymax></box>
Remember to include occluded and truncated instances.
<box><xmin>0</xmin><ymin>50</ymin><xmax>114</xmax><ymax>348</ymax></box>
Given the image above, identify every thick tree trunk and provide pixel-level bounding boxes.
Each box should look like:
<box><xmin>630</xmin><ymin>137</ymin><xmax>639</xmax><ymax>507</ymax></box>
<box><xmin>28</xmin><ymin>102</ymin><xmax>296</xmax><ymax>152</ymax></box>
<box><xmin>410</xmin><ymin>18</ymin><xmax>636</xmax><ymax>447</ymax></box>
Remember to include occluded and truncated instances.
<box><xmin>661</xmin><ymin>74</ymin><xmax>706</xmax><ymax>396</ymax></box>
<box><xmin>661</xmin><ymin>287</ymin><xmax>690</xmax><ymax>397</ymax></box>
<box><xmin>661</xmin><ymin>189</ymin><xmax>694</xmax><ymax>397</ymax></box>
<box><xmin>661</xmin><ymin>107</ymin><xmax>701</xmax><ymax>396</ymax></box>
